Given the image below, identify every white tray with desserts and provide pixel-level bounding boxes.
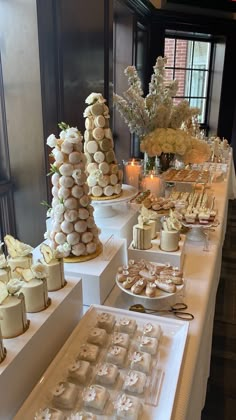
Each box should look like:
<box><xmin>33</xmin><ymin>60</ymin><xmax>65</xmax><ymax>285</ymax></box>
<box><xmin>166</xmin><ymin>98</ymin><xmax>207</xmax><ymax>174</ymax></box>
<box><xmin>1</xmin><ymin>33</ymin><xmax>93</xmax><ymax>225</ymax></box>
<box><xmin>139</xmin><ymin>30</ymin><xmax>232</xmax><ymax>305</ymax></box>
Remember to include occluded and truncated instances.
<box><xmin>15</xmin><ymin>304</ymin><xmax>189</xmax><ymax>420</ymax></box>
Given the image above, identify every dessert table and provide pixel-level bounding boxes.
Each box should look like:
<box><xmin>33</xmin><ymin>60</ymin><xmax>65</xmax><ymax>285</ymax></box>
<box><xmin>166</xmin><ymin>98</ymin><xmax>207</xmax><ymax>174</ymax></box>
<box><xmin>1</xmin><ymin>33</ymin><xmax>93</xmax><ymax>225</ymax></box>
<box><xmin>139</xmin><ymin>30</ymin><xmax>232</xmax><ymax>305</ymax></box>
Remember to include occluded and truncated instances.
<box><xmin>99</xmin><ymin>154</ymin><xmax>236</xmax><ymax>420</ymax></box>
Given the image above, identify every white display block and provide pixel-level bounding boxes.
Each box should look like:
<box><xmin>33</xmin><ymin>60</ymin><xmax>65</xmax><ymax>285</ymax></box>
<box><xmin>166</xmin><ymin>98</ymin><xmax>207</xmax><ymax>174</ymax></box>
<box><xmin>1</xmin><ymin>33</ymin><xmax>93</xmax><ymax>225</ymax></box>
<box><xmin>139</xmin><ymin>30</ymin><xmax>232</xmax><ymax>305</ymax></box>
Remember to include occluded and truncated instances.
<box><xmin>0</xmin><ymin>278</ymin><xmax>83</xmax><ymax>420</ymax></box>
<box><xmin>94</xmin><ymin>203</ymin><xmax>139</xmax><ymax>246</ymax></box>
<box><xmin>128</xmin><ymin>234</ymin><xmax>186</xmax><ymax>269</ymax></box>
<box><xmin>64</xmin><ymin>235</ymin><xmax>127</xmax><ymax>305</ymax></box>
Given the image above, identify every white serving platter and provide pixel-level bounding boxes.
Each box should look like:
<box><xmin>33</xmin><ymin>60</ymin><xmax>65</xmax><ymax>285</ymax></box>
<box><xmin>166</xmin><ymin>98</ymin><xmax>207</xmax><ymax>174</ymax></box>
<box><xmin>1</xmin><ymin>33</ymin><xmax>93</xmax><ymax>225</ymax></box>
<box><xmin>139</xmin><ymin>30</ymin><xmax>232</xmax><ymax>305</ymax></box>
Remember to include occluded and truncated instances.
<box><xmin>15</xmin><ymin>305</ymin><xmax>189</xmax><ymax>420</ymax></box>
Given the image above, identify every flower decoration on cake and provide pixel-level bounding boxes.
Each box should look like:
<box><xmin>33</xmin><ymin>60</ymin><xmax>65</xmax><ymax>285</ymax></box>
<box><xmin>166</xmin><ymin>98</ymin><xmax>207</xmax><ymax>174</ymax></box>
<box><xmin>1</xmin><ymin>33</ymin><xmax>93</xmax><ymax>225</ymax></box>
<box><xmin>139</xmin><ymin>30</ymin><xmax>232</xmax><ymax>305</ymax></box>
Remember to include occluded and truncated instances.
<box><xmin>69</xmin><ymin>360</ymin><xmax>81</xmax><ymax>372</ymax></box>
<box><xmin>143</xmin><ymin>323</ymin><xmax>154</xmax><ymax>334</ymax></box>
<box><xmin>124</xmin><ymin>371</ymin><xmax>139</xmax><ymax>387</ymax></box>
<box><xmin>0</xmin><ymin>278</ymin><xmax>22</xmax><ymax>304</ymax></box>
<box><xmin>4</xmin><ymin>235</ymin><xmax>33</xmax><ymax>258</ymax></box>
<box><xmin>131</xmin><ymin>351</ymin><xmax>143</xmax><ymax>363</ymax></box>
<box><xmin>83</xmin><ymin>93</ymin><xmax>123</xmax><ymax>199</ymax></box>
<box><xmin>113</xmin><ymin>56</ymin><xmax>211</xmax><ymax>164</ymax></box>
<box><xmin>115</xmin><ymin>394</ymin><xmax>133</xmax><ymax>411</ymax></box>
<box><xmin>45</xmin><ymin>122</ymin><xmax>102</xmax><ymax>259</ymax></box>
<box><xmin>0</xmin><ymin>254</ymin><xmax>8</xmax><ymax>269</ymax></box>
<box><xmin>83</xmin><ymin>387</ymin><xmax>97</xmax><ymax>402</ymax></box>
<box><xmin>96</xmin><ymin>364</ymin><xmax>109</xmax><ymax>377</ymax></box>
<box><xmin>52</xmin><ymin>382</ymin><xmax>65</xmax><ymax>397</ymax></box>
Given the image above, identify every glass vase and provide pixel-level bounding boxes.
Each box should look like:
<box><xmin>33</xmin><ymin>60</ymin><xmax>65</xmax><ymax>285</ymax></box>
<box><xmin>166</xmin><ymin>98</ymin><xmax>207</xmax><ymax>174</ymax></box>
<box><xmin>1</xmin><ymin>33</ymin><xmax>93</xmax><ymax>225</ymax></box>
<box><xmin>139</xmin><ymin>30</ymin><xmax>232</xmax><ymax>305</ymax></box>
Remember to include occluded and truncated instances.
<box><xmin>144</xmin><ymin>152</ymin><xmax>158</xmax><ymax>174</ymax></box>
<box><xmin>158</xmin><ymin>153</ymin><xmax>175</xmax><ymax>172</ymax></box>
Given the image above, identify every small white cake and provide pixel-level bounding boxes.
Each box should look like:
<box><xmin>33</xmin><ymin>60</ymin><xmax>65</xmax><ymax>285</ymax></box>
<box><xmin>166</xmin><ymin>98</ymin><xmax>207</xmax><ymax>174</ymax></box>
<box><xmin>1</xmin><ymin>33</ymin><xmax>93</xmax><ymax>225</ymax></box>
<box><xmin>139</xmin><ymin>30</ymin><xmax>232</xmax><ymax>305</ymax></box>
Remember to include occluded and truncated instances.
<box><xmin>106</xmin><ymin>345</ymin><xmax>127</xmax><ymax>367</ymax></box>
<box><xmin>87</xmin><ymin>327</ymin><xmax>107</xmax><ymax>346</ymax></box>
<box><xmin>0</xmin><ymin>294</ymin><xmax>28</xmax><ymax>338</ymax></box>
<box><xmin>130</xmin><ymin>351</ymin><xmax>151</xmax><ymax>374</ymax></box>
<box><xmin>95</xmin><ymin>362</ymin><xmax>119</xmax><ymax>385</ymax></box>
<box><xmin>117</xmin><ymin>318</ymin><xmax>137</xmax><ymax>335</ymax></box>
<box><xmin>67</xmin><ymin>360</ymin><xmax>91</xmax><ymax>384</ymax></box>
<box><xmin>20</xmin><ymin>278</ymin><xmax>49</xmax><ymax>313</ymax></box>
<box><xmin>83</xmin><ymin>385</ymin><xmax>109</xmax><ymax>412</ymax></box>
<box><xmin>34</xmin><ymin>407</ymin><xmax>65</xmax><ymax>420</ymax></box>
<box><xmin>142</xmin><ymin>322</ymin><xmax>162</xmax><ymax>340</ymax></box>
<box><xmin>96</xmin><ymin>312</ymin><xmax>115</xmax><ymax>333</ymax></box>
<box><xmin>115</xmin><ymin>393</ymin><xmax>142</xmax><ymax>420</ymax></box>
<box><xmin>111</xmin><ymin>332</ymin><xmax>130</xmax><ymax>349</ymax></box>
<box><xmin>123</xmin><ymin>370</ymin><xmax>147</xmax><ymax>394</ymax></box>
<box><xmin>132</xmin><ymin>224</ymin><xmax>152</xmax><ymax>250</ymax></box>
<box><xmin>139</xmin><ymin>336</ymin><xmax>158</xmax><ymax>355</ymax></box>
<box><xmin>77</xmin><ymin>343</ymin><xmax>99</xmax><ymax>363</ymax></box>
<box><xmin>52</xmin><ymin>381</ymin><xmax>78</xmax><ymax>410</ymax></box>
<box><xmin>42</xmin><ymin>258</ymin><xmax>65</xmax><ymax>291</ymax></box>
<box><xmin>68</xmin><ymin>412</ymin><xmax>97</xmax><ymax>420</ymax></box>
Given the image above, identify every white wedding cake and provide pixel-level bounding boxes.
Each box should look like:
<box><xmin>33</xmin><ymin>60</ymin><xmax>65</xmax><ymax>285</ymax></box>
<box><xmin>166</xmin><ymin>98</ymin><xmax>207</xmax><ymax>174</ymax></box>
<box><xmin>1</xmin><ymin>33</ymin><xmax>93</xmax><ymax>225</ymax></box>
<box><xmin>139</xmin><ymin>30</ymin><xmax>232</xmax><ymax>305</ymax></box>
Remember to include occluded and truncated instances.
<box><xmin>83</xmin><ymin>93</ymin><xmax>123</xmax><ymax>199</ymax></box>
<box><xmin>46</xmin><ymin>123</ymin><xmax>102</xmax><ymax>260</ymax></box>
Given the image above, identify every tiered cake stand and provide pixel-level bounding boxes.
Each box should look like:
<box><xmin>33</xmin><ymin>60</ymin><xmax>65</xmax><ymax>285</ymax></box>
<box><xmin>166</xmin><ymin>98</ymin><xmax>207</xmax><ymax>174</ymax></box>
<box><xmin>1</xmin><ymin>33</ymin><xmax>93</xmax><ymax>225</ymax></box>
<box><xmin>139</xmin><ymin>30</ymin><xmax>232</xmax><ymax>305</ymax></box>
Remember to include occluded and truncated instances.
<box><xmin>91</xmin><ymin>184</ymin><xmax>138</xmax><ymax>218</ymax></box>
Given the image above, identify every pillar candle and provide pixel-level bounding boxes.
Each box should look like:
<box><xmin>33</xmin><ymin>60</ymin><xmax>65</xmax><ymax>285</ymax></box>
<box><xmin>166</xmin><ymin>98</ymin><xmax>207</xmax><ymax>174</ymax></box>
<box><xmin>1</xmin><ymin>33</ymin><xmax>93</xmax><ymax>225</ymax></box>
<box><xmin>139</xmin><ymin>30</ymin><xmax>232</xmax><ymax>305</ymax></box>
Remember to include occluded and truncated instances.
<box><xmin>123</xmin><ymin>159</ymin><xmax>143</xmax><ymax>190</ymax></box>
<box><xmin>142</xmin><ymin>173</ymin><xmax>163</xmax><ymax>196</ymax></box>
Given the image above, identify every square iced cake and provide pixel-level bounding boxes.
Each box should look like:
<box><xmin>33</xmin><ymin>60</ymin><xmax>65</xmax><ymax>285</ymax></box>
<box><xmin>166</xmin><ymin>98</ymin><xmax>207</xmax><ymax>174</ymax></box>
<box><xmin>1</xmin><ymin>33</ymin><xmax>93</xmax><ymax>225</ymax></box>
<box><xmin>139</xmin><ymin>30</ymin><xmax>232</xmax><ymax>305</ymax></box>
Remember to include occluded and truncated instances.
<box><xmin>83</xmin><ymin>385</ymin><xmax>109</xmax><ymax>412</ymax></box>
<box><xmin>95</xmin><ymin>362</ymin><xmax>119</xmax><ymax>385</ymax></box>
<box><xmin>139</xmin><ymin>335</ymin><xmax>158</xmax><ymax>355</ymax></box>
<box><xmin>106</xmin><ymin>345</ymin><xmax>127</xmax><ymax>367</ymax></box>
<box><xmin>77</xmin><ymin>343</ymin><xmax>99</xmax><ymax>363</ymax></box>
<box><xmin>123</xmin><ymin>370</ymin><xmax>147</xmax><ymax>394</ymax></box>
<box><xmin>111</xmin><ymin>332</ymin><xmax>130</xmax><ymax>349</ymax></box>
<box><xmin>87</xmin><ymin>327</ymin><xmax>108</xmax><ymax>346</ymax></box>
<box><xmin>114</xmin><ymin>393</ymin><xmax>142</xmax><ymax>420</ymax></box>
<box><xmin>51</xmin><ymin>381</ymin><xmax>78</xmax><ymax>410</ymax></box>
<box><xmin>142</xmin><ymin>322</ymin><xmax>162</xmax><ymax>340</ymax></box>
<box><xmin>67</xmin><ymin>359</ymin><xmax>91</xmax><ymax>384</ymax></box>
<box><xmin>34</xmin><ymin>407</ymin><xmax>65</xmax><ymax>420</ymax></box>
<box><xmin>68</xmin><ymin>411</ymin><xmax>97</xmax><ymax>420</ymax></box>
<box><xmin>130</xmin><ymin>351</ymin><xmax>151</xmax><ymax>374</ymax></box>
<box><xmin>96</xmin><ymin>312</ymin><xmax>115</xmax><ymax>333</ymax></box>
<box><xmin>117</xmin><ymin>318</ymin><xmax>137</xmax><ymax>335</ymax></box>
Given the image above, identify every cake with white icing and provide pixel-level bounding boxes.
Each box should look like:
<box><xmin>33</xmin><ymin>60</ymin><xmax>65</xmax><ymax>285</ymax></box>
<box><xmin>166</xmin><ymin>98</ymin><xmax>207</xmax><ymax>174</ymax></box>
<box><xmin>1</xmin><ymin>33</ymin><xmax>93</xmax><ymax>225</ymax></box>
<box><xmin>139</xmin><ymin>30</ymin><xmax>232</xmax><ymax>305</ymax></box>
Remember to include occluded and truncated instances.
<box><xmin>51</xmin><ymin>381</ymin><xmax>78</xmax><ymax>410</ymax></box>
<box><xmin>83</xmin><ymin>93</ymin><xmax>122</xmax><ymax>199</ymax></box>
<box><xmin>83</xmin><ymin>384</ymin><xmax>109</xmax><ymax>412</ymax></box>
<box><xmin>34</xmin><ymin>407</ymin><xmax>65</xmax><ymax>420</ymax></box>
<box><xmin>0</xmin><ymin>280</ymin><xmax>28</xmax><ymax>338</ymax></box>
<box><xmin>40</xmin><ymin>244</ymin><xmax>65</xmax><ymax>291</ymax></box>
<box><xmin>132</xmin><ymin>215</ymin><xmax>152</xmax><ymax>250</ymax></box>
<box><xmin>95</xmin><ymin>362</ymin><xmax>119</xmax><ymax>385</ymax></box>
<box><xmin>67</xmin><ymin>359</ymin><xmax>91</xmax><ymax>384</ymax></box>
<box><xmin>114</xmin><ymin>393</ymin><xmax>142</xmax><ymax>420</ymax></box>
<box><xmin>45</xmin><ymin>123</ymin><xmax>102</xmax><ymax>260</ymax></box>
<box><xmin>123</xmin><ymin>370</ymin><xmax>147</xmax><ymax>394</ymax></box>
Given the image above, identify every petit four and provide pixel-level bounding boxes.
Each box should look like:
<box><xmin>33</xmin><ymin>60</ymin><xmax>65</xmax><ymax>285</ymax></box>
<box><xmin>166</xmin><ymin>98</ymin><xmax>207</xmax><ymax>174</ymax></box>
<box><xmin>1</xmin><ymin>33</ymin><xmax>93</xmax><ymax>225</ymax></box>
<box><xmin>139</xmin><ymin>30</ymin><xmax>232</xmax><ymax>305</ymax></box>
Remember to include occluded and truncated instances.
<box><xmin>52</xmin><ymin>381</ymin><xmax>78</xmax><ymax>410</ymax></box>
<box><xmin>117</xmin><ymin>318</ymin><xmax>137</xmax><ymax>335</ymax></box>
<box><xmin>68</xmin><ymin>412</ymin><xmax>97</xmax><ymax>420</ymax></box>
<box><xmin>87</xmin><ymin>327</ymin><xmax>107</xmax><ymax>346</ymax></box>
<box><xmin>114</xmin><ymin>393</ymin><xmax>142</xmax><ymax>420</ymax></box>
<box><xmin>83</xmin><ymin>385</ymin><xmax>109</xmax><ymax>411</ymax></box>
<box><xmin>96</xmin><ymin>312</ymin><xmax>115</xmax><ymax>333</ymax></box>
<box><xmin>77</xmin><ymin>343</ymin><xmax>99</xmax><ymax>363</ymax></box>
<box><xmin>142</xmin><ymin>322</ymin><xmax>162</xmax><ymax>340</ymax></box>
<box><xmin>123</xmin><ymin>370</ymin><xmax>147</xmax><ymax>394</ymax></box>
<box><xmin>106</xmin><ymin>345</ymin><xmax>127</xmax><ymax>367</ymax></box>
<box><xmin>34</xmin><ymin>407</ymin><xmax>65</xmax><ymax>420</ymax></box>
<box><xmin>67</xmin><ymin>360</ymin><xmax>91</xmax><ymax>384</ymax></box>
<box><xmin>95</xmin><ymin>362</ymin><xmax>119</xmax><ymax>385</ymax></box>
<box><xmin>139</xmin><ymin>336</ymin><xmax>158</xmax><ymax>355</ymax></box>
<box><xmin>111</xmin><ymin>332</ymin><xmax>130</xmax><ymax>349</ymax></box>
<box><xmin>130</xmin><ymin>351</ymin><xmax>151</xmax><ymax>374</ymax></box>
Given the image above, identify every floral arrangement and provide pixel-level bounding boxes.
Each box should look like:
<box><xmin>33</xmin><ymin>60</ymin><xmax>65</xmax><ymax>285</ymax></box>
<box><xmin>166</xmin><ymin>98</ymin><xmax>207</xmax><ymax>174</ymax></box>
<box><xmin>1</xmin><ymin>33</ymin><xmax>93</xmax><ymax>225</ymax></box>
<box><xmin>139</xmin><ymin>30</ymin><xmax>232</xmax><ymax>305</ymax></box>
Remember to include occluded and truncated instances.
<box><xmin>113</xmin><ymin>56</ymin><xmax>211</xmax><ymax>164</ymax></box>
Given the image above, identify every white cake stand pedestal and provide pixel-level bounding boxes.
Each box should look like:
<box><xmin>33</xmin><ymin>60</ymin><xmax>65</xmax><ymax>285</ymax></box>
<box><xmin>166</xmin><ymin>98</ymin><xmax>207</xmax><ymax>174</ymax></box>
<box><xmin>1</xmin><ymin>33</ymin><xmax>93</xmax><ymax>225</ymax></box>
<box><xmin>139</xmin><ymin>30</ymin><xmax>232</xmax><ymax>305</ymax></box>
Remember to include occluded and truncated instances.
<box><xmin>92</xmin><ymin>184</ymin><xmax>138</xmax><ymax>218</ymax></box>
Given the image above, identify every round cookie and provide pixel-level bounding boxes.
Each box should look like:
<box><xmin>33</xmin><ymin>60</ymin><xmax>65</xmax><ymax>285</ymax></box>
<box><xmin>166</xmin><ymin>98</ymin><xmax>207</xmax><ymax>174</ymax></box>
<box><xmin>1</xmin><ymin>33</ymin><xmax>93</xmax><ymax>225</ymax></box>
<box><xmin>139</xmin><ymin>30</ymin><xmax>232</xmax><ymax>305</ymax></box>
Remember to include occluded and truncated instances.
<box><xmin>98</xmin><ymin>175</ymin><xmax>109</xmax><ymax>187</ymax></box>
<box><xmin>86</xmin><ymin>140</ymin><xmax>98</xmax><ymax>154</ymax></box>
<box><xmin>94</xmin><ymin>151</ymin><xmax>105</xmax><ymax>164</ymax></box>
<box><xmin>114</xmin><ymin>184</ymin><xmax>122</xmax><ymax>194</ymax></box>
<box><xmin>99</xmin><ymin>138</ymin><xmax>112</xmax><ymax>152</ymax></box>
<box><xmin>104</xmin><ymin>185</ymin><xmax>114</xmax><ymax>196</ymax></box>
<box><xmin>109</xmin><ymin>164</ymin><xmax>119</xmax><ymax>174</ymax></box>
<box><xmin>99</xmin><ymin>162</ymin><xmax>110</xmax><ymax>175</ymax></box>
<box><xmin>106</xmin><ymin>150</ymin><xmax>115</xmax><ymax>163</ymax></box>
<box><xmin>85</xmin><ymin>117</ymin><xmax>94</xmax><ymax>130</ymax></box>
<box><xmin>91</xmin><ymin>186</ymin><xmax>103</xmax><ymax>197</ymax></box>
<box><xmin>94</xmin><ymin>115</ymin><xmax>106</xmax><ymax>127</ymax></box>
<box><xmin>87</xmin><ymin>162</ymin><xmax>98</xmax><ymax>174</ymax></box>
<box><xmin>110</xmin><ymin>174</ymin><xmax>118</xmax><ymax>185</ymax></box>
<box><xmin>91</xmin><ymin>103</ymin><xmax>104</xmax><ymax>116</ymax></box>
<box><xmin>87</xmin><ymin>175</ymin><xmax>98</xmax><ymax>187</ymax></box>
<box><xmin>104</xmin><ymin>128</ymin><xmax>113</xmax><ymax>139</ymax></box>
<box><xmin>84</xmin><ymin>130</ymin><xmax>93</xmax><ymax>142</ymax></box>
<box><xmin>93</xmin><ymin>127</ymin><xmax>105</xmax><ymax>141</ymax></box>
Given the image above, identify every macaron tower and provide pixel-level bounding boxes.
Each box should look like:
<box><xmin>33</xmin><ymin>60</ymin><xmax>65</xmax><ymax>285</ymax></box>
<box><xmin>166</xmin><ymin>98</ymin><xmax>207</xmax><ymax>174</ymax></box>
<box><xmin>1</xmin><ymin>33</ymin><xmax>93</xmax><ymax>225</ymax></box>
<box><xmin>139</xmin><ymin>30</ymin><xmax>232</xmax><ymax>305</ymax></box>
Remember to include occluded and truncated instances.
<box><xmin>45</xmin><ymin>123</ymin><xmax>102</xmax><ymax>261</ymax></box>
<box><xmin>83</xmin><ymin>93</ymin><xmax>123</xmax><ymax>199</ymax></box>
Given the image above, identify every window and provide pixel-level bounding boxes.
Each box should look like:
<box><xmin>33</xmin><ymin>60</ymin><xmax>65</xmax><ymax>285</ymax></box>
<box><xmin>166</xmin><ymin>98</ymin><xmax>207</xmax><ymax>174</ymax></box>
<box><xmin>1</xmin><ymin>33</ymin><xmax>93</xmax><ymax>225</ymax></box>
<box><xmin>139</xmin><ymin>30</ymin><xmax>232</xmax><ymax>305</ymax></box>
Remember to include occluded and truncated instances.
<box><xmin>164</xmin><ymin>32</ymin><xmax>212</xmax><ymax>126</ymax></box>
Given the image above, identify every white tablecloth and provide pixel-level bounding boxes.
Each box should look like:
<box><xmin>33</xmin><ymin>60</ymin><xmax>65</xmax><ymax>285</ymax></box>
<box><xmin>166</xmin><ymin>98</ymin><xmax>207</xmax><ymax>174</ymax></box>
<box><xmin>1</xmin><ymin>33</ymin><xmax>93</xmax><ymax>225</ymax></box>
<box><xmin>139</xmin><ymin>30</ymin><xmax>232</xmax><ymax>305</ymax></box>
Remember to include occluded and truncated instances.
<box><xmin>103</xmin><ymin>153</ymin><xmax>236</xmax><ymax>420</ymax></box>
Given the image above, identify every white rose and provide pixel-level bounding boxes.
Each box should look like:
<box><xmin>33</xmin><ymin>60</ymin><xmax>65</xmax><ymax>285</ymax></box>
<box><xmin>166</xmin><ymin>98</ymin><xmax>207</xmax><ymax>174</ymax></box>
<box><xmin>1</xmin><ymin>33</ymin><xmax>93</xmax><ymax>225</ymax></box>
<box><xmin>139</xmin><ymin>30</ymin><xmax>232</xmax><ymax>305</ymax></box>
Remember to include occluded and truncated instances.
<box><xmin>46</xmin><ymin>134</ymin><xmax>57</xmax><ymax>148</ymax></box>
<box><xmin>7</xmin><ymin>278</ymin><xmax>22</xmax><ymax>295</ymax></box>
<box><xmin>54</xmin><ymin>203</ymin><xmax>65</xmax><ymax>216</ymax></box>
<box><xmin>65</xmin><ymin>127</ymin><xmax>82</xmax><ymax>144</ymax></box>
<box><xmin>85</xmin><ymin>92</ymin><xmax>105</xmax><ymax>104</ymax></box>
<box><xmin>0</xmin><ymin>254</ymin><xmax>8</xmax><ymax>268</ymax></box>
<box><xmin>31</xmin><ymin>263</ymin><xmax>47</xmax><ymax>279</ymax></box>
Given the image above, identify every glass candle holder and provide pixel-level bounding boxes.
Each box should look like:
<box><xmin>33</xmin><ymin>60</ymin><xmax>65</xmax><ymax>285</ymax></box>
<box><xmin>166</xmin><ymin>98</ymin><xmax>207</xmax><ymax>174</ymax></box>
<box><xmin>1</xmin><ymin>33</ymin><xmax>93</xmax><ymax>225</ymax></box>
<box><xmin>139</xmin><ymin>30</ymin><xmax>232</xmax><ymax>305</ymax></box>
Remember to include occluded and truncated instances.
<box><xmin>123</xmin><ymin>158</ymin><xmax>143</xmax><ymax>190</ymax></box>
<box><xmin>142</xmin><ymin>172</ymin><xmax>164</xmax><ymax>197</ymax></box>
